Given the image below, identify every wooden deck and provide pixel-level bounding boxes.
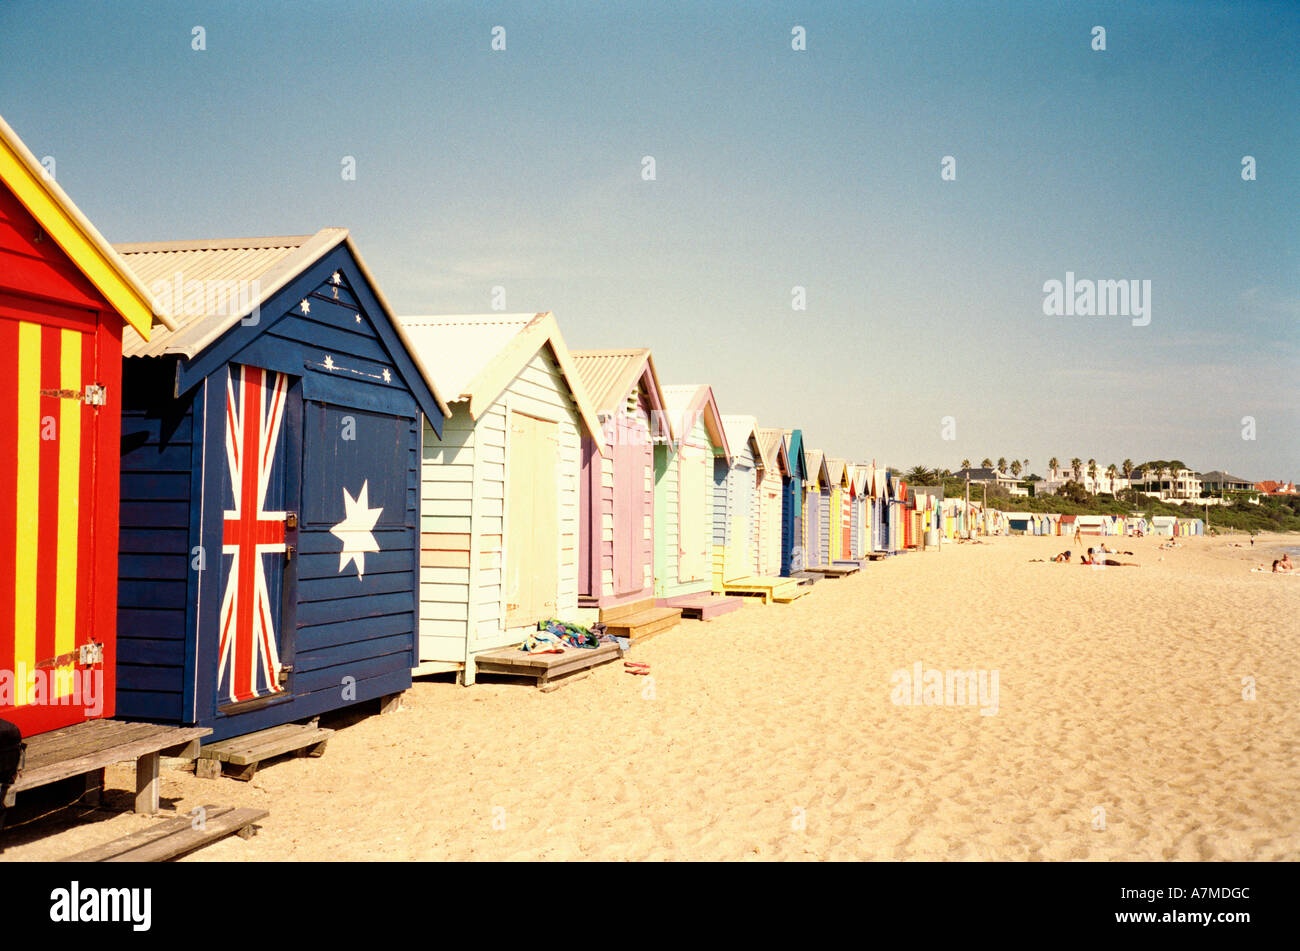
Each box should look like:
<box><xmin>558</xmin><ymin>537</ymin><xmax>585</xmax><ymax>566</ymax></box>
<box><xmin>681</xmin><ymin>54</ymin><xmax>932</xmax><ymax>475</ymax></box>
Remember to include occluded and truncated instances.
<box><xmin>804</xmin><ymin>564</ymin><xmax>858</xmax><ymax>578</ymax></box>
<box><xmin>60</xmin><ymin>805</ymin><xmax>268</xmax><ymax>862</ymax></box>
<box><xmin>718</xmin><ymin>576</ymin><xmax>808</xmax><ymax>604</ymax></box>
<box><xmin>5</xmin><ymin>720</ymin><xmax>210</xmax><ymax>815</ymax></box>
<box><xmin>663</xmin><ymin>592</ymin><xmax>744</xmax><ymax>621</ymax></box>
<box><xmin>197</xmin><ymin>721</ymin><xmax>333</xmax><ymax>782</ymax></box>
<box><xmin>789</xmin><ymin>570</ymin><xmax>822</xmax><ymax>586</ymax></box>
<box><xmin>474</xmin><ymin>640</ymin><xmax>624</xmax><ymax>691</ymax></box>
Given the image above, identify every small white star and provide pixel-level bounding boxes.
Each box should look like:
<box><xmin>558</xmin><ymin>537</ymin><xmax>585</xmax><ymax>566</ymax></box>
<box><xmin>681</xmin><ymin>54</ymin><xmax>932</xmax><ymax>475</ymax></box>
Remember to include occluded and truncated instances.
<box><xmin>330</xmin><ymin>481</ymin><xmax>383</xmax><ymax>578</ymax></box>
<box><xmin>354</xmin><ymin>314</ymin><xmax>362</xmax><ymax>324</ymax></box>
<box><xmin>301</xmin><ymin>298</ymin><xmax>310</xmax><ymax>314</ymax></box>
<box><xmin>331</xmin><ymin>271</ymin><xmax>341</xmax><ymax>285</ymax></box>
<box><xmin>381</xmin><ymin>368</ymin><xmax>391</xmax><ymax>383</ymax></box>
<box><xmin>323</xmin><ymin>355</ymin><xmax>335</xmax><ymax>371</ymax></box>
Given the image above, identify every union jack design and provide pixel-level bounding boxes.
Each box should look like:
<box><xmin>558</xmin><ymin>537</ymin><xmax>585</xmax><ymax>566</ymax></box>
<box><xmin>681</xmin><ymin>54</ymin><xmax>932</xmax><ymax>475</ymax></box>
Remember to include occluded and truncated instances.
<box><xmin>218</xmin><ymin>364</ymin><xmax>289</xmax><ymax>704</ymax></box>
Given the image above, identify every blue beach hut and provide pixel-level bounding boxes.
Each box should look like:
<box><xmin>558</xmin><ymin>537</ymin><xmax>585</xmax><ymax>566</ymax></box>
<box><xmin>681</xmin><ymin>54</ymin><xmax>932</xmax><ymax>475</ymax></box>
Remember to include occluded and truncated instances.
<box><xmin>114</xmin><ymin>230</ymin><xmax>447</xmax><ymax>741</ymax></box>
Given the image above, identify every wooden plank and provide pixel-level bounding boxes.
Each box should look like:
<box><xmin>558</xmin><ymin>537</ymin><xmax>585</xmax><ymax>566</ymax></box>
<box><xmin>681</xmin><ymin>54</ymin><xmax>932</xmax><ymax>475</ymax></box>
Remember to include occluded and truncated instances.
<box><xmin>62</xmin><ymin>807</ymin><xmax>270</xmax><ymax>863</ymax></box>
<box><xmin>60</xmin><ymin>809</ymin><xmax>233</xmax><ymax>862</ymax></box>
<box><xmin>11</xmin><ymin>725</ymin><xmax>210</xmax><ymax>793</ymax></box>
<box><xmin>19</xmin><ymin>720</ymin><xmax>157</xmax><ymax>764</ymax></box>
<box><xmin>201</xmin><ymin>724</ymin><xmax>333</xmax><ymax>767</ymax></box>
<box><xmin>199</xmin><ymin>722</ymin><xmax>306</xmax><ymax>757</ymax></box>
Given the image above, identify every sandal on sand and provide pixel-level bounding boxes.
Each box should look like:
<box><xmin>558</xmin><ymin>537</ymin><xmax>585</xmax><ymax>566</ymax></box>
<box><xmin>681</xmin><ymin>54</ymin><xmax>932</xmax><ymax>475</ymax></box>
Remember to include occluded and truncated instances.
<box><xmin>624</xmin><ymin>661</ymin><xmax>650</xmax><ymax>674</ymax></box>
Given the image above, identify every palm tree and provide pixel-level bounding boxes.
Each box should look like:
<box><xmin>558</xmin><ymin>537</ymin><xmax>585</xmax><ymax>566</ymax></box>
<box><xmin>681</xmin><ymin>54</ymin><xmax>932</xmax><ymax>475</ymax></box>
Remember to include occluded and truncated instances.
<box><xmin>905</xmin><ymin>465</ymin><xmax>932</xmax><ymax>485</ymax></box>
<box><xmin>1071</xmin><ymin>458</ymin><xmax>1082</xmax><ymax>483</ymax></box>
<box><xmin>1087</xmin><ymin>459</ymin><xmax>1097</xmax><ymax>490</ymax></box>
<box><xmin>997</xmin><ymin>457</ymin><xmax>1007</xmax><ymax>474</ymax></box>
<box><xmin>1106</xmin><ymin>464</ymin><xmax>1117</xmax><ymax>493</ymax></box>
<box><xmin>1048</xmin><ymin>457</ymin><xmax>1060</xmax><ymax>480</ymax></box>
<box><xmin>960</xmin><ymin>458</ymin><xmax>971</xmax><ymax>470</ymax></box>
<box><xmin>981</xmin><ymin>458</ymin><xmax>993</xmax><ymax>469</ymax></box>
<box><xmin>1122</xmin><ymin>458</ymin><xmax>1134</xmax><ymax>500</ymax></box>
<box><xmin>1022</xmin><ymin>458</ymin><xmax>1030</xmax><ymax>476</ymax></box>
<box><xmin>1010</xmin><ymin>460</ymin><xmax>1022</xmax><ymax>477</ymax></box>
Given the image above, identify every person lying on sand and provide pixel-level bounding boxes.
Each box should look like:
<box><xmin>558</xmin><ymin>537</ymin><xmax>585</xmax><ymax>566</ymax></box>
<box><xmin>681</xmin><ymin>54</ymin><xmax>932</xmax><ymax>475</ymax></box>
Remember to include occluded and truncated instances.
<box><xmin>1081</xmin><ymin>547</ymin><xmax>1140</xmax><ymax>567</ymax></box>
<box><xmin>1029</xmin><ymin>551</ymin><xmax>1072</xmax><ymax>563</ymax></box>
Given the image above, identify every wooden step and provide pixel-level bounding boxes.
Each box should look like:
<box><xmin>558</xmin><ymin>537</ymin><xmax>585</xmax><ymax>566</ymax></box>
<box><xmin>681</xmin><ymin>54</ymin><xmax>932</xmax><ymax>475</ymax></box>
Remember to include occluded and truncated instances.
<box><xmin>197</xmin><ymin>722</ymin><xmax>333</xmax><ymax>782</ymax></box>
<box><xmin>60</xmin><ymin>805</ymin><xmax>268</xmax><ymax>862</ymax></box>
<box><xmin>474</xmin><ymin>640</ymin><xmax>623</xmax><ymax>691</ymax></box>
<box><xmin>602</xmin><ymin>607</ymin><xmax>683</xmax><ymax>644</ymax></box>
<box><xmin>599</xmin><ymin>598</ymin><xmax>656</xmax><ymax>623</ymax></box>
<box><xmin>664</xmin><ymin>593</ymin><xmax>744</xmax><ymax>621</ymax></box>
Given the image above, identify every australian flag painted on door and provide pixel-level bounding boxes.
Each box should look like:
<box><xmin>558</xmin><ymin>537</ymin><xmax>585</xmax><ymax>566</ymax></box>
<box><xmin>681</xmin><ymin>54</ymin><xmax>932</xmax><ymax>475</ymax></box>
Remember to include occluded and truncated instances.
<box><xmin>115</xmin><ymin>230</ymin><xmax>446</xmax><ymax>741</ymax></box>
<box><xmin>218</xmin><ymin>365</ymin><xmax>290</xmax><ymax>705</ymax></box>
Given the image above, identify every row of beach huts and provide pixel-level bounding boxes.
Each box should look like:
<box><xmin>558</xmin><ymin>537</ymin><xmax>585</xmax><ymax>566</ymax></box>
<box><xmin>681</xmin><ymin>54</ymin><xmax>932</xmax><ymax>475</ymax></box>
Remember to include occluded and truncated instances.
<box><xmin>992</xmin><ymin>513</ymin><xmax>1206</xmax><ymax>538</ymax></box>
<box><xmin>0</xmin><ymin>115</ymin><xmax>945</xmax><ymax>775</ymax></box>
<box><xmin>0</xmin><ymin>116</ymin><xmax>1205</xmax><ymax>846</ymax></box>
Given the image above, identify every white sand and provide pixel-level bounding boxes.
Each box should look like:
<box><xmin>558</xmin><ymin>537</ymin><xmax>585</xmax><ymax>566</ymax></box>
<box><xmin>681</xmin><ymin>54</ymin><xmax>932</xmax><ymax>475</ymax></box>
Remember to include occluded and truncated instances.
<box><xmin>4</xmin><ymin>532</ymin><xmax>1297</xmax><ymax>861</ymax></box>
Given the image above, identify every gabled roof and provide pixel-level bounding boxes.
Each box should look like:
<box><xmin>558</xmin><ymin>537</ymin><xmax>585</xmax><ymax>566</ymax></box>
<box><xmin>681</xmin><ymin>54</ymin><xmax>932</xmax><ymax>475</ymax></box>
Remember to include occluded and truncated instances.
<box><xmin>850</xmin><ymin>463</ymin><xmax>869</xmax><ymax>495</ymax></box>
<box><xmin>0</xmin><ymin>113</ymin><xmax>169</xmax><ymax>338</ymax></box>
<box><xmin>398</xmin><ymin>311</ymin><xmax>604</xmax><ymax>451</ymax></box>
<box><xmin>783</xmin><ymin>429</ymin><xmax>807</xmax><ymax>481</ymax></box>
<box><xmin>116</xmin><ymin>229</ymin><xmax>348</xmax><ymax>358</ymax></box>
<box><xmin>756</xmin><ymin>427</ymin><xmax>791</xmax><ymax>477</ymax></box>
<box><xmin>804</xmin><ymin>449</ymin><xmax>828</xmax><ymax>488</ymax></box>
<box><xmin>826</xmin><ymin>457</ymin><xmax>847</xmax><ymax>486</ymax></box>
<box><xmin>116</xmin><ymin>228</ymin><xmax>450</xmax><ymax>419</ymax></box>
<box><xmin>721</xmin><ymin>415</ymin><xmax>762</xmax><ymax>468</ymax></box>
<box><xmin>661</xmin><ymin>384</ymin><xmax>730</xmax><ymax>461</ymax></box>
<box><xmin>570</xmin><ymin>348</ymin><xmax>671</xmax><ymax>443</ymax></box>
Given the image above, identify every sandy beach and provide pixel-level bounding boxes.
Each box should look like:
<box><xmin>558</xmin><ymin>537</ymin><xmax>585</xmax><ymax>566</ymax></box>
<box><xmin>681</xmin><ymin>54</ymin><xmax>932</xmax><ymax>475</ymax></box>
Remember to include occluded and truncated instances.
<box><xmin>4</xmin><ymin>533</ymin><xmax>1297</xmax><ymax>862</ymax></box>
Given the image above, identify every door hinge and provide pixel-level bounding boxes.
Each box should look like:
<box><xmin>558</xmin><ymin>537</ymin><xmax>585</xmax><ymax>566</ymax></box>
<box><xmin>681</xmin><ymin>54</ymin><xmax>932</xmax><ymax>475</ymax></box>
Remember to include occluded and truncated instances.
<box><xmin>41</xmin><ymin>384</ymin><xmax>106</xmax><ymax>405</ymax></box>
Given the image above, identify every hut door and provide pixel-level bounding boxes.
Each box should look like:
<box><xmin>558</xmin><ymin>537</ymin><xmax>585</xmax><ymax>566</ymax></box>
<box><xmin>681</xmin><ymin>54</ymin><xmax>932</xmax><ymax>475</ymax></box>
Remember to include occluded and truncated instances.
<box><xmin>723</xmin><ymin>467</ymin><xmax>752</xmax><ymax>581</ymax></box>
<box><xmin>612</xmin><ymin>415</ymin><xmax>645</xmax><ymax>595</ymax></box>
<box><xmin>677</xmin><ymin>444</ymin><xmax>709</xmax><ymax>584</ymax></box>
<box><xmin>506</xmin><ymin>412</ymin><xmax>558</xmax><ymax>626</ymax></box>
<box><xmin>0</xmin><ymin>313</ymin><xmax>103</xmax><ymax>736</ymax></box>
<box><xmin>805</xmin><ymin>490</ymin><xmax>820</xmax><ymax>566</ymax></box>
<box><xmin>842</xmin><ymin>492</ymin><xmax>852</xmax><ymax>557</ymax></box>
<box><xmin>216</xmin><ymin>365</ymin><xmax>295</xmax><ymax>709</ymax></box>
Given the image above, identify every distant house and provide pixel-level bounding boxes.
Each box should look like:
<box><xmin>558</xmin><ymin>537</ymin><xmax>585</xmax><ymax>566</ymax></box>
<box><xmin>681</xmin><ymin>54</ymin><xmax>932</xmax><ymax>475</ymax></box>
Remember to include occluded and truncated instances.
<box><xmin>952</xmin><ymin>467</ymin><xmax>1021</xmax><ymax>489</ymax></box>
<box><xmin>1199</xmin><ymin>470</ymin><xmax>1256</xmax><ymax>495</ymax></box>
<box><xmin>1132</xmin><ymin>467</ymin><xmax>1202</xmax><ymax>501</ymax></box>
<box><xmin>1255</xmin><ymin>480</ymin><xmax>1298</xmax><ymax>496</ymax></box>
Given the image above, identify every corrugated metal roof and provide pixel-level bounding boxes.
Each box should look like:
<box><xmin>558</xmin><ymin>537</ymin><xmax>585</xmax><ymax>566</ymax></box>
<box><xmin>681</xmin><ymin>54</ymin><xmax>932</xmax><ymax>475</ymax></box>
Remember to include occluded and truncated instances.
<box><xmin>398</xmin><ymin>313</ymin><xmax>539</xmax><ymax>399</ymax></box>
<box><xmin>661</xmin><ymin>384</ymin><xmax>729</xmax><ymax>460</ymax></box>
<box><xmin>805</xmin><ymin>449</ymin><xmax>826</xmax><ymax>485</ymax></box>
<box><xmin>570</xmin><ymin>348</ymin><xmax>671</xmax><ymax>442</ymax></box>
<box><xmin>756</xmin><ymin>427</ymin><xmax>789</xmax><ymax>476</ymax></box>
<box><xmin>569</xmin><ymin>349</ymin><xmax>651</xmax><ymax>413</ymax></box>
<box><xmin>116</xmin><ymin>229</ymin><xmax>348</xmax><ymax>357</ymax></box>
<box><xmin>397</xmin><ymin>311</ymin><xmax>604</xmax><ymax>450</ymax></box>
<box><xmin>721</xmin><ymin>414</ymin><xmax>760</xmax><ymax>465</ymax></box>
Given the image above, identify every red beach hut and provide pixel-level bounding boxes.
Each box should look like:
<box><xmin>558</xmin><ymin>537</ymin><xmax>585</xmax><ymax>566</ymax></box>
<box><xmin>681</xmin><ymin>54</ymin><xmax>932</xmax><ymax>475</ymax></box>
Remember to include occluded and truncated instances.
<box><xmin>0</xmin><ymin>115</ymin><xmax>170</xmax><ymax>736</ymax></box>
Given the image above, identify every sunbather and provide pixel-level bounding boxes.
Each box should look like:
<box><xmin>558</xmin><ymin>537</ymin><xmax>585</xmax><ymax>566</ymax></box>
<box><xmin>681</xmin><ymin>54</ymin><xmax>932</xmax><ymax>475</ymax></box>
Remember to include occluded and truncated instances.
<box><xmin>1082</xmin><ymin>547</ymin><xmax>1139</xmax><ymax>567</ymax></box>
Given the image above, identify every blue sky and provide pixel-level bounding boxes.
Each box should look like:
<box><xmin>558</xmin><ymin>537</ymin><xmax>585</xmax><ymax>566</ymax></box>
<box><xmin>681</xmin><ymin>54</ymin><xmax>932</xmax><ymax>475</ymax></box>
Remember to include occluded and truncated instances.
<box><xmin>2</xmin><ymin>0</ymin><xmax>1296</xmax><ymax>478</ymax></box>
